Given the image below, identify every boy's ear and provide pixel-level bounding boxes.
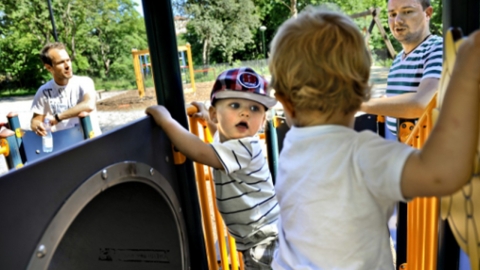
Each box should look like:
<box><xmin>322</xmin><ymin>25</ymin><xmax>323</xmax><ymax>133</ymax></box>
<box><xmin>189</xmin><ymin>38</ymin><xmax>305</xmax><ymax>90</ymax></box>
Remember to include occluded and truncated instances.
<box><xmin>209</xmin><ymin>106</ymin><xmax>218</xmax><ymax>123</ymax></box>
<box><xmin>275</xmin><ymin>93</ymin><xmax>295</xmax><ymax>118</ymax></box>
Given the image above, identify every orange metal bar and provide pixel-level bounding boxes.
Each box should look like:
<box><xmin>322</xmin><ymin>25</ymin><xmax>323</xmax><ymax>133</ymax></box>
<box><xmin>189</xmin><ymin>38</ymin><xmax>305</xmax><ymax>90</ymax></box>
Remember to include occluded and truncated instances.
<box><xmin>187</xmin><ymin>105</ymin><xmax>244</xmax><ymax>270</ymax></box>
<box><xmin>402</xmin><ymin>94</ymin><xmax>439</xmax><ymax>270</ymax></box>
<box><xmin>188</xmin><ymin>115</ymin><xmax>218</xmax><ymax>270</ymax></box>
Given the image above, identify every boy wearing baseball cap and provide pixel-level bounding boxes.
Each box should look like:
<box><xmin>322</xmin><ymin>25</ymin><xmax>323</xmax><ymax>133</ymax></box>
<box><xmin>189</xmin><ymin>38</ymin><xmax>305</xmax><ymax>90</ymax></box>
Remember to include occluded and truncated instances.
<box><xmin>146</xmin><ymin>67</ymin><xmax>279</xmax><ymax>269</ymax></box>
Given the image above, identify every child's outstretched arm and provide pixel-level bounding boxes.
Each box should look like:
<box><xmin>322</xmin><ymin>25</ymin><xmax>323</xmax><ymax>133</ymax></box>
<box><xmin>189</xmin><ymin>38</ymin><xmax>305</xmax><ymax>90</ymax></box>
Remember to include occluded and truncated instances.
<box><xmin>191</xmin><ymin>101</ymin><xmax>217</xmax><ymax>134</ymax></box>
<box><xmin>146</xmin><ymin>105</ymin><xmax>223</xmax><ymax>169</ymax></box>
<box><xmin>402</xmin><ymin>30</ymin><xmax>480</xmax><ymax>198</ymax></box>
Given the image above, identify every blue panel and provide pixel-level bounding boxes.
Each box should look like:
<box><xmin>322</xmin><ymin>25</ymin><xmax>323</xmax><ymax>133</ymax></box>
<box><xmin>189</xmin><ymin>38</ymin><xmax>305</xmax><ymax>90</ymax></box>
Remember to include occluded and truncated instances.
<box><xmin>22</xmin><ymin>125</ymin><xmax>85</xmax><ymax>163</ymax></box>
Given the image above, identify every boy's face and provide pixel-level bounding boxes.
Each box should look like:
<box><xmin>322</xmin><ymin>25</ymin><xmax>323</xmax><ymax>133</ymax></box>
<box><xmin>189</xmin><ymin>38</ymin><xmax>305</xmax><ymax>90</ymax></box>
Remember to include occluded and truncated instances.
<box><xmin>387</xmin><ymin>0</ymin><xmax>432</xmax><ymax>46</ymax></box>
<box><xmin>209</xmin><ymin>98</ymin><xmax>266</xmax><ymax>142</ymax></box>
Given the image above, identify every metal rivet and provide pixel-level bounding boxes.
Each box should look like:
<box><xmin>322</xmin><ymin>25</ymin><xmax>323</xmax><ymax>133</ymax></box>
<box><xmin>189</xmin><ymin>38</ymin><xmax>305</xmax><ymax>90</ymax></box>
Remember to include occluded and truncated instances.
<box><xmin>37</xmin><ymin>245</ymin><xmax>46</xmax><ymax>258</ymax></box>
<box><xmin>101</xmin><ymin>170</ymin><xmax>107</xmax><ymax>180</ymax></box>
<box><xmin>150</xmin><ymin>168</ymin><xmax>154</xmax><ymax>176</ymax></box>
<box><xmin>36</xmin><ymin>150</ymin><xmax>40</xmax><ymax>154</ymax></box>
<box><xmin>165</xmin><ymin>156</ymin><xmax>169</xmax><ymax>162</ymax></box>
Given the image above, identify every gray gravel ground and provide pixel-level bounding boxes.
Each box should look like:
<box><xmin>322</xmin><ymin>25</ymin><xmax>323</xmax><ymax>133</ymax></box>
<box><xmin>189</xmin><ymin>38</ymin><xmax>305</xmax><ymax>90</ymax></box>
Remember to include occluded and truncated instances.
<box><xmin>0</xmin><ymin>91</ymin><xmax>146</xmax><ymax>133</ymax></box>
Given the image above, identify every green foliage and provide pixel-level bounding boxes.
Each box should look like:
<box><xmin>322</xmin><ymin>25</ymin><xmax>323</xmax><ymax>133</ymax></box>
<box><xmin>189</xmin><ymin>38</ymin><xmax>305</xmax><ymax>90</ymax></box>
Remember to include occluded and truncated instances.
<box><xmin>177</xmin><ymin>33</ymin><xmax>187</xmax><ymax>46</ymax></box>
<box><xmin>0</xmin><ymin>0</ymin><xmax>447</xmax><ymax>95</ymax></box>
<box><xmin>0</xmin><ymin>88</ymin><xmax>37</xmax><ymax>98</ymax></box>
<box><xmin>430</xmin><ymin>0</ymin><xmax>443</xmax><ymax>36</ymax></box>
<box><xmin>183</xmin><ymin>0</ymin><xmax>261</xmax><ymax>66</ymax></box>
<box><xmin>0</xmin><ymin>0</ymin><xmax>147</xmax><ymax>92</ymax></box>
<box><xmin>95</xmin><ymin>78</ymin><xmax>136</xmax><ymax>91</ymax></box>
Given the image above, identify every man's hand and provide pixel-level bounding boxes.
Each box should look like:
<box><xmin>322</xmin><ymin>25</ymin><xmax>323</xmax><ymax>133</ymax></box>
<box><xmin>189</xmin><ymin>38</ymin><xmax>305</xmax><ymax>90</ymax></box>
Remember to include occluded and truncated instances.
<box><xmin>30</xmin><ymin>114</ymin><xmax>51</xmax><ymax>137</ymax></box>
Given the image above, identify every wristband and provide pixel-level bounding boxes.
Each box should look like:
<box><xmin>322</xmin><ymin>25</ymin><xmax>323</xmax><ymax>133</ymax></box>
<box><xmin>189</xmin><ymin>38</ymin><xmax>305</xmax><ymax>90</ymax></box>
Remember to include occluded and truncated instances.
<box><xmin>55</xmin><ymin>114</ymin><xmax>62</xmax><ymax>122</ymax></box>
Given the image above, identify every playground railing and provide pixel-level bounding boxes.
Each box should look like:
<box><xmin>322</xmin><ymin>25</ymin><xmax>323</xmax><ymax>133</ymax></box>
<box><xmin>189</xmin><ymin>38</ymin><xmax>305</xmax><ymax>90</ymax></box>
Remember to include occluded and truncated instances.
<box><xmin>184</xmin><ymin>105</ymin><xmax>244</xmax><ymax>270</ymax></box>
<box><xmin>1</xmin><ymin>112</ymin><xmax>96</xmax><ymax>171</ymax></box>
<box><xmin>397</xmin><ymin>93</ymin><xmax>439</xmax><ymax>270</ymax></box>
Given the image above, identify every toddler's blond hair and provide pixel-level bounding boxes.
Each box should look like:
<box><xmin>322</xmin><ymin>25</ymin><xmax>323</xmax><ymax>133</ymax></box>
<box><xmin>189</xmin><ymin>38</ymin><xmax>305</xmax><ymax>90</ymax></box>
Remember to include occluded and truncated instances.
<box><xmin>269</xmin><ymin>7</ymin><xmax>371</xmax><ymax>118</ymax></box>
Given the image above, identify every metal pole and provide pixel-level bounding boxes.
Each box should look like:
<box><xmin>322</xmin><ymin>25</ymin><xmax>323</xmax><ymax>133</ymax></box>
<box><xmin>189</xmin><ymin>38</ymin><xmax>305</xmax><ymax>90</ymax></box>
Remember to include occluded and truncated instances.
<box><xmin>142</xmin><ymin>0</ymin><xmax>208</xmax><ymax>267</ymax></box>
<box><xmin>47</xmin><ymin>0</ymin><xmax>58</xmax><ymax>42</ymax></box>
<box><xmin>260</xmin><ymin>26</ymin><xmax>267</xmax><ymax>59</ymax></box>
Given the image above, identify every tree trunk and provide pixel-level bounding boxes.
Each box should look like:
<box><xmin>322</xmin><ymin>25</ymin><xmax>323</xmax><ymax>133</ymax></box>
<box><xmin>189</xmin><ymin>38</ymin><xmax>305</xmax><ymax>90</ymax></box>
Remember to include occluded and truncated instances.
<box><xmin>290</xmin><ymin>0</ymin><xmax>297</xmax><ymax>18</ymax></box>
<box><xmin>100</xmin><ymin>42</ymin><xmax>110</xmax><ymax>76</ymax></box>
<box><xmin>202</xmin><ymin>38</ymin><xmax>209</xmax><ymax>68</ymax></box>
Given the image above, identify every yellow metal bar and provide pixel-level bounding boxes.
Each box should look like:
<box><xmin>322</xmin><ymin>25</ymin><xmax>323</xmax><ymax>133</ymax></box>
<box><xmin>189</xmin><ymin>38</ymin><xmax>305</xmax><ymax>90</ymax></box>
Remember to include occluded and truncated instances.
<box><xmin>131</xmin><ymin>49</ymin><xmax>145</xmax><ymax>98</ymax></box>
<box><xmin>178</xmin><ymin>45</ymin><xmax>187</xmax><ymax>52</ymax></box>
<box><xmin>228</xmin><ymin>235</ymin><xmax>239</xmax><ymax>270</ymax></box>
<box><xmin>377</xmin><ymin>115</ymin><xmax>385</xmax><ymax>123</ymax></box>
<box><xmin>210</xmin><ymin>177</ymin><xmax>230</xmax><ymax>270</ymax></box>
<box><xmin>0</xmin><ymin>139</ymin><xmax>10</xmax><ymax>157</ymax></box>
<box><xmin>200</xmin><ymin>126</ymin><xmax>230</xmax><ymax>270</ymax></box>
<box><xmin>133</xmin><ymin>47</ymin><xmax>195</xmax><ymax>94</ymax></box>
<box><xmin>186</xmin><ymin>43</ymin><xmax>196</xmax><ymax>93</ymax></box>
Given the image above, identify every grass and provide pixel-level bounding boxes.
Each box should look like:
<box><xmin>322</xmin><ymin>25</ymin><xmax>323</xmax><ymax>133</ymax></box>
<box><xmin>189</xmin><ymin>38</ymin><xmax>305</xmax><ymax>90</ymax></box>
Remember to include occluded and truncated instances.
<box><xmin>0</xmin><ymin>88</ymin><xmax>36</xmax><ymax>98</ymax></box>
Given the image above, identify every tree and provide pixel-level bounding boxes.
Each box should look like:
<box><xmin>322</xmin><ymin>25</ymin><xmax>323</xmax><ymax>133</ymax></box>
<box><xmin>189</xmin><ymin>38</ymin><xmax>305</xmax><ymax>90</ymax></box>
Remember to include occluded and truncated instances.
<box><xmin>0</xmin><ymin>0</ymin><xmax>56</xmax><ymax>88</ymax></box>
<box><xmin>182</xmin><ymin>0</ymin><xmax>261</xmax><ymax>66</ymax></box>
<box><xmin>0</xmin><ymin>0</ymin><xmax>148</xmax><ymax>90</ymax></box>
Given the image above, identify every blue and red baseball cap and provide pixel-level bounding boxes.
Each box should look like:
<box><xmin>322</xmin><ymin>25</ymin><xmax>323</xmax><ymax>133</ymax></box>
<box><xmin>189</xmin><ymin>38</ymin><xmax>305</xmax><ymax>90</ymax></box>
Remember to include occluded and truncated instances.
<box><xmin>210</xmin><ymin>67</ymin><xmax>277</xmax><ymax>108</ymax></box>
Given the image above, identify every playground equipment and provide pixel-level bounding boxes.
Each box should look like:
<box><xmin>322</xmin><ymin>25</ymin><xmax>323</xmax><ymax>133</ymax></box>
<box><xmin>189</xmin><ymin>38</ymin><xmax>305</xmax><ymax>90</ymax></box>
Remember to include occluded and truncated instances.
<box><xmin>350</xmin><ymin>7</ymin><xmax>397</xmax><ymax>59</ymax></box>
<box><xmin>1</xmin><ymin>0</ymin><xmax>479</xmax><ymax>269</ymax></box>
<box><xmin>0</xmin><ymin>112</ymin><xmax>95</xmax><ymax>170</ymax></box>
<box><xmin>132</xmin><ymin>44</ymin><xmax>196</xmax><ymax>98</ymax></box>
<box><xmin>394</xmin><ymin>28</ymin><xmax>479</xmax><ymax>270</ymax></box>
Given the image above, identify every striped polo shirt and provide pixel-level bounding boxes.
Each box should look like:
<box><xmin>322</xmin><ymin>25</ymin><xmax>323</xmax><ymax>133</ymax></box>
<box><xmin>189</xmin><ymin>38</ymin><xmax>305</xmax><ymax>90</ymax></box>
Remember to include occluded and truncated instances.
<box><xmin>211</xmin><ymin>133</ymin><xmax>279</xmax><ymax>251</ymax></box>
<box><xmin>386</xmin><ymin>35</ymin><xmax>443</xmax><ymax>135</ymax></box>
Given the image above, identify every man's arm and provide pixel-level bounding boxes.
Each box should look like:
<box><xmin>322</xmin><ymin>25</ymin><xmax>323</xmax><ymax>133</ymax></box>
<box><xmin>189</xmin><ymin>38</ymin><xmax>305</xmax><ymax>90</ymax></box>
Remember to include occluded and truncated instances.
<box><xmin>145</xmin><ymin>105</ymin><xmax>223</xmax><ymax>169</ymax></box>
<box><xmin>360</xmin><ymin>77</ymin><xmax>439</xmax><ymax>119</ymax></box>
<box><xmin>50</xmin><ymin>92</ymin><xmax>96</xmax><ymax>126</ymax></box>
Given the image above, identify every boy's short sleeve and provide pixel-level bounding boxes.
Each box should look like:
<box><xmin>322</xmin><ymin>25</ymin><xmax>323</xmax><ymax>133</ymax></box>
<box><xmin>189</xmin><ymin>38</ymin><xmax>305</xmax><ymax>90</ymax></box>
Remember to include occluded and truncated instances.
<box><xmin>210</xmin><ymin>137</ymin><xmax>258</xmax><ymax>175</ymax></box>
<box><xmin>355</xmin><ymin>131</ymin><xmax>416</xmax><ymax>202</ymax></box>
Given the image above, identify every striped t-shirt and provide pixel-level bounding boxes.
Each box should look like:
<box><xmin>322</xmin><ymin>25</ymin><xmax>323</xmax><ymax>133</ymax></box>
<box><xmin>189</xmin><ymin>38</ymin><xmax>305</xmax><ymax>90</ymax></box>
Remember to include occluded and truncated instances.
<box><xmin>386</xmin><ymin>35</ymin><xmax>443</xmax><ymax>135</ymax></box>
<box><xmin>211</xmin><ymin>133</ymin><xmax>279</xmax><ymax>251</ymax></box>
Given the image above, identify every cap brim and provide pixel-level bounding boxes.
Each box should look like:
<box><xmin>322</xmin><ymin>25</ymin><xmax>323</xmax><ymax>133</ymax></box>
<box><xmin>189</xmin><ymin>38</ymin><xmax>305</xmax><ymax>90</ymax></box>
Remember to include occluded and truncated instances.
<box><xmin>214</xmin><ymin>91</ymin><xmax>277</xmax><ymax>108</ymax></box>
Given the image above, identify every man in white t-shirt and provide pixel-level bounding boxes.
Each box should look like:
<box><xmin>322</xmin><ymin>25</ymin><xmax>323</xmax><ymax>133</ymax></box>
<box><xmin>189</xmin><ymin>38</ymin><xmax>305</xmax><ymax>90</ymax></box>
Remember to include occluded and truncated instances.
<box><xmin>31</xmin><ymin>42</ymin><xmax>101</xmax><ymax>137</ymax></box>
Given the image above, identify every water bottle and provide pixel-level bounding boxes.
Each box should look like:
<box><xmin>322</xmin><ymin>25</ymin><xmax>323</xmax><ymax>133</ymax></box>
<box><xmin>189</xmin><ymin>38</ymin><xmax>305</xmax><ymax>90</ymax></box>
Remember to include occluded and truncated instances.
<box><xmin>42</xmin><ymin>118</ymin><xmax>53</xmax><ymax>153</ymax></box>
